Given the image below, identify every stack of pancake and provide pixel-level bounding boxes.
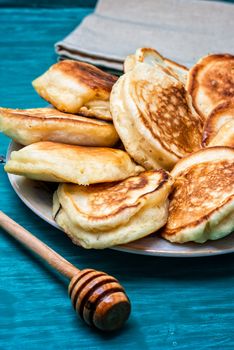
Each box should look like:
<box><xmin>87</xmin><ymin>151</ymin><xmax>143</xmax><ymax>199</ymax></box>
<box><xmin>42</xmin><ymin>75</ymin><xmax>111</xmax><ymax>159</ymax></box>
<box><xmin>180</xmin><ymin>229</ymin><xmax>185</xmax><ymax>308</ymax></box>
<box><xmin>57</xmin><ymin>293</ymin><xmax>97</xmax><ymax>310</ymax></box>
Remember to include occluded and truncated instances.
<box><xmin>1</xmin><ymin>50</ymin><xmax>234</xmax><ymax>248</ymax></box>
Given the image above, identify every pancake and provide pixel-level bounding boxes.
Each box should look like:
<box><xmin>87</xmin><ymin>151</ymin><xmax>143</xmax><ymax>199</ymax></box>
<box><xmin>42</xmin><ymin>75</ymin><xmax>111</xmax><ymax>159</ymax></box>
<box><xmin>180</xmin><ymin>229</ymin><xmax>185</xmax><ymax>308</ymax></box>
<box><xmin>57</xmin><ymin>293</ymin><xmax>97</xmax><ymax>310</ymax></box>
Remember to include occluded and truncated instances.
<box><xmin>164</xmin><ymin>57</ymin><xmax>188</xmax><ymax>86</ymax></box>
<box><xmin>78</xmin><ymin>100</ymin><xmax>112</xmax><ymax>120</ymax></box>
<box><xmin>187</xmin><ymin>54</ymin><xmax>234</xmax><ymax>119</ymax></box>
<box><xmin>5</xmin><ymin>142</ymin><xmax>144</xmax><ymax>185</ymax></box>
<box><xmin>206</xmin><ymin>120</ymin><xmax>234</xmax><ymax>148</ymax></box>
<box><xmin>123</xmin><ymin>54</ymin><xmax>137</xmax><ymax>73</ymax></box>
<box><xmin>110</xmin><ymin>62</ymin><xmax>203</xmax><ymax>170</ymax></box>
<box><xmin>162</xmin><ymin>147</ymin><xmax>234</xmax><ymax>243</ymax></box>
<box><xmin>32</xmin><ymin>60</ymin><xmax>118</xmax><ymax>120</ymax></box>
<box><xmin>53</xmin><ymin>170</ymin><xmax>173</xmax><ymax>249</ymax></box>
<box><xmin>0</xmin><ymin>107</ymin><xmax>118</xmax><ymax>147</ymax></box>
<box><xmin>124</xmin><ymin>48</ymin><xmax>188</xmax><ymax>85</ymax></box>
<box><xmin>202</xmin><ymin>101</ymin><xmax>234</xmax><ymax>147</ymax></box>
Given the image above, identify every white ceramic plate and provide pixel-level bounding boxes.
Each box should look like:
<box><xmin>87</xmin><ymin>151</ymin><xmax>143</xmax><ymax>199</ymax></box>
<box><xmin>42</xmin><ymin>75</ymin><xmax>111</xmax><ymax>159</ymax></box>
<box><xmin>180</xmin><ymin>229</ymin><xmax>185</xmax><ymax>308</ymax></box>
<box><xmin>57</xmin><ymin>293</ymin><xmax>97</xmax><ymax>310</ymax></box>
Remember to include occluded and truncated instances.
<box><xmin>6</xmin><ymin>141</ymin><xmax>234</xmax><ymax>257</ymax></box>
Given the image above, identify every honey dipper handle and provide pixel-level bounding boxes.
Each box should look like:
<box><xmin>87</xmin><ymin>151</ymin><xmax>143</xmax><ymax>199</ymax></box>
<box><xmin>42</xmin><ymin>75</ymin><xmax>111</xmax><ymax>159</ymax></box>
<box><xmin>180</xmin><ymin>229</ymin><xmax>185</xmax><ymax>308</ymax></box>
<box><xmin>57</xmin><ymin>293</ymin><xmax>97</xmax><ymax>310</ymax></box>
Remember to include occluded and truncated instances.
<box><xmin>0</xmin><ymin>211</ymin><xmax>79</xmax><ymax>279</ymax></box>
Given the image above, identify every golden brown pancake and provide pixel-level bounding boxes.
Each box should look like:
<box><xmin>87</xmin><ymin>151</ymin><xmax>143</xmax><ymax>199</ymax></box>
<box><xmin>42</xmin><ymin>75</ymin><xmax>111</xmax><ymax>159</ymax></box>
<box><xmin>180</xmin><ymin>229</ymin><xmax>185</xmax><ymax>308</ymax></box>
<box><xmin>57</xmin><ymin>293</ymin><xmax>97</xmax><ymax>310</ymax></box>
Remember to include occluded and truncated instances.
<box><xmin>162</xmin><ymin>147</ymin><xmax>234</xmax><ymax>243</ymax></box>
<box><xmin>187</xmin><ymin>54</ymin><xmax>234</xmax><ymax>120</ymax></box>
<box><xmin>0</xmin><ymin>107</ymin><xmax>118</xmax><ymax>147</ymax></box>
<box><xmin>164</xmin><ymin>57</ymin><xmax>188</xmax><ymax>85</ymax></box>
<box><xmin>5</xmin><ymin>142</ymin><xmax>144</xmax><ymax>185</ymax></box>
<box><xmin>124</xmin><ymin>48</ymin><xmax>188</xmax><ymax>85</ymax></box>
<box><xmin>78</xmin><ymin>100</ymin><xmax>112</xmax><ymax>121</ymax></box>
<box><xmin>111</xmin><ymin>62</ymin><xmax>203</xmax><ymax>170</ymax></box>
<box><xmin>32</xmin><ymin>60</ymin><xmax>118</xmax><ymax>120</ymax></box>
<box><xmin>202</xmin><ymin>101</ymin><xmax>234</xmax><ymax>147</ymax></box>
<box><xmin>53</xmin><ymin>170</ymin><xmax>173</xmax><ymax>249</ymax></box>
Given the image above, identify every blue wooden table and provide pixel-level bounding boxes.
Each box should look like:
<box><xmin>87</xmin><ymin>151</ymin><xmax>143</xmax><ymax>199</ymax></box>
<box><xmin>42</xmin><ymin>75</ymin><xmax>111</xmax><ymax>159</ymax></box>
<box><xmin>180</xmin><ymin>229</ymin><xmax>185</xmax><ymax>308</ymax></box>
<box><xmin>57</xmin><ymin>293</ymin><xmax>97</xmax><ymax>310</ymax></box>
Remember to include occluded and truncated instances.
<box><xmin>0</xmin><ymin>2</ymin><xmax>233</xmax><ymax>349</ymax></box>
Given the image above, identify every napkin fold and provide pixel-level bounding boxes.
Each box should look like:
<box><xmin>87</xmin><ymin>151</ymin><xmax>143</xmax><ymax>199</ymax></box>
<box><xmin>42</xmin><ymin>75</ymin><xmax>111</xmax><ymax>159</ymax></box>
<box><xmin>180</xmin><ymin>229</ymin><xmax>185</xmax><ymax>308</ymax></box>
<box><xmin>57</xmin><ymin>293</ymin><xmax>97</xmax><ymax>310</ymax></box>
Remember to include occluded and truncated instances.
<box><xmin>55</xmin><ymin>0</ymin><xmax>234</xmax><ymax>70</ymax></box>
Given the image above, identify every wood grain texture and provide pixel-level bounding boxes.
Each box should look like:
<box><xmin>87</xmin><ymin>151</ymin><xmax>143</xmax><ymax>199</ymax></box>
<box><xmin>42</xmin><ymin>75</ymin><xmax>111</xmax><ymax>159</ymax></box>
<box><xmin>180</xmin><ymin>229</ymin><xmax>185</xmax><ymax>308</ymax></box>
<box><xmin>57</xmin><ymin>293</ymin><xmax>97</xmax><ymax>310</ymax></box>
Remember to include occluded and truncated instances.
<box><xmin>0</xmin><ymin>4</ymin><xmax>234</xmax><ymax>350</ymax></box>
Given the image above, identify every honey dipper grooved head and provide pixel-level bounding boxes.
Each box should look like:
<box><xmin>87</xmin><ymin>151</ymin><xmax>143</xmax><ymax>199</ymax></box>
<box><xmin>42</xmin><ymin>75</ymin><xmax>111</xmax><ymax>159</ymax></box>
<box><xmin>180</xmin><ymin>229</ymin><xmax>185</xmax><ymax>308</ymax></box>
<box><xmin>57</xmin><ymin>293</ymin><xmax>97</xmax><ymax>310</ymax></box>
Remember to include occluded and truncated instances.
<box><xmin>68</xmin><ymin>269</ymin><xmax>131</xmax><ymax>331</ymax></box>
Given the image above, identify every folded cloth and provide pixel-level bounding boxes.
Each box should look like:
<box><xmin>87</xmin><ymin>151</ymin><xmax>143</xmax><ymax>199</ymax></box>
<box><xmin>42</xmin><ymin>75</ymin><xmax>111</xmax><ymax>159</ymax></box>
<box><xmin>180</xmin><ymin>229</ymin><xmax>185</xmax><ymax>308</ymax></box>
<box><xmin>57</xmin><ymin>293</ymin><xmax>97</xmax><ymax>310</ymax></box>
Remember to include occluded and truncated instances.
<box><xmin>55</xmin><ymin>0</ymin><xmax>234</xmax><ymax>71</ymax></box>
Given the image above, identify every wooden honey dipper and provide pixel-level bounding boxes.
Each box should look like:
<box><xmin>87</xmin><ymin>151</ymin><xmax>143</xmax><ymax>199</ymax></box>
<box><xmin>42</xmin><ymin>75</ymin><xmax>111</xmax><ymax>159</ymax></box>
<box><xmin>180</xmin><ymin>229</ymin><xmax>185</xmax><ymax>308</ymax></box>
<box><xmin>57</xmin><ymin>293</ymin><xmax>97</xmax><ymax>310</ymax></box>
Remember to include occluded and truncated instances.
<box><xmin>0</xmin><ymin>211</ymin><xmax>131</xmax><ymax>331</ymax></box>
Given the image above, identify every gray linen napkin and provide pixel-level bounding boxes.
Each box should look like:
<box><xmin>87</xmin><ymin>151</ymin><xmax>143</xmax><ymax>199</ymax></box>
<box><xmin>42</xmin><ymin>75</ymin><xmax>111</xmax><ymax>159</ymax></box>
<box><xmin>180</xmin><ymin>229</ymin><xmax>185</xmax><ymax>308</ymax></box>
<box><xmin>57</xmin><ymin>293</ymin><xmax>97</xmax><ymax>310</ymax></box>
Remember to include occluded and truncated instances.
<box><xmin>55</xmin><ymin>0</ymin><xmax>234</xmax><ymax>70</ymax></box>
